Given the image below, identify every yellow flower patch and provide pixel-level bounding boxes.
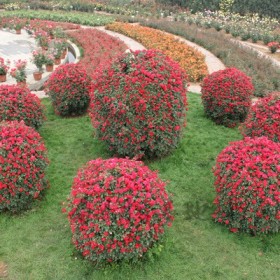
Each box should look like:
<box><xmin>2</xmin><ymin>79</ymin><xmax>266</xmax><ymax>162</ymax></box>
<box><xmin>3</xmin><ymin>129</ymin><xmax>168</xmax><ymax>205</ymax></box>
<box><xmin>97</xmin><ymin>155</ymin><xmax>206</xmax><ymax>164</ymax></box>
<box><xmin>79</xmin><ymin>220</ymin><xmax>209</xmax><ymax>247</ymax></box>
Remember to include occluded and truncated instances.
<box><xmin>106</xmin><ymin>22</ymin><xmax>208</xmax><ymax>82</ymax></box>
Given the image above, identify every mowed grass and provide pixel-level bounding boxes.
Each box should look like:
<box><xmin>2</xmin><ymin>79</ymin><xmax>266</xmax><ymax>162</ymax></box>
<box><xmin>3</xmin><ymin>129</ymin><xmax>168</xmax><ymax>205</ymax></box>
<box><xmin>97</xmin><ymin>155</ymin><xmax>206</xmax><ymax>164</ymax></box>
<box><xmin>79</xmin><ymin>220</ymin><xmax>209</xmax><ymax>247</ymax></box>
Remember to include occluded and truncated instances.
<box><xmin>0</xmin><ymin>93</ymin><xmax>279</xmax><ymax>280</ymax></box>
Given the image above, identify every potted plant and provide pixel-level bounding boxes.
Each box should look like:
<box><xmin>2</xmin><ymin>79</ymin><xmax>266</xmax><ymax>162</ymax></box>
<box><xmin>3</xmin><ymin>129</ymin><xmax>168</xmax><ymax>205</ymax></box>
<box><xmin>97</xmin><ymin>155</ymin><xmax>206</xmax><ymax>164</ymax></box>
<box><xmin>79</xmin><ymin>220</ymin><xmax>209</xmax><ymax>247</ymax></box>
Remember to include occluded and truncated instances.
<box><xmin>31</xmin><ymin>49</ymin><xmax>46</xmax><ymax>80</ymax></box>
<box><xmin>51</xmin><ymin>41</ymin><xmax>64</xmax><ymax>65</ymax></box>
<box><xmin>34</xmin><ymin>30</ymin><xmax>49</xmax><ymax>50</ymax></box>
<box><xmin>46</xmin><ymin>23</ymin><xmax>55</xmax><ymax>39</ymax></box>
<box><xmin>0</xmin><ymin>57</ymin><xmax>10</xmax><ymax>82</ymax></box>
<box><xmin>267</xmin><ymin>41</ymin><xmax>279</xmax><ymax>53</ymax></box>
<box><xmin>10</xmin><ymin>59</ymin><xmax>27</xmax><ymax>86</ymax></box>
<box><xmin>9</xmin><ymin>18</ymin><xmax>25</xmax><ymax>34</ymax></box>
<box><xmin>45</xmin><ymin>53</ymin><xmax>55</xmax><ymax>72</ymax></box>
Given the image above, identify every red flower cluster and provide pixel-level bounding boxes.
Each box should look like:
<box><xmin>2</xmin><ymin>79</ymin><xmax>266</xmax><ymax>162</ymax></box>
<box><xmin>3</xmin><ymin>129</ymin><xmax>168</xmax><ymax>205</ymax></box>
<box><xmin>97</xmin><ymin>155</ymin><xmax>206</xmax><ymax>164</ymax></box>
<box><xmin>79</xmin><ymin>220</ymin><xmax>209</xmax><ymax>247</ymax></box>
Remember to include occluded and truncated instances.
<box><xmin>0</xmin><ymin>121</ymin><xmax>49</xmax><ymax>213</ymax></box>
<box><xmin>44</xmin><ymin>63</ymin><xmax>92</xmax><ymax>116</ymax></box>
<box><xmin>67</xmin><ymin>158</ymin><xmax>173</xmax><ymax>263</ymax></box>
<box><xmin>212</xmin><ymin>137</ymin><xmax>280</xmax><ymax>235</ymax></box>
<box><xmin>201</xmin><ymin>68</ymin><xmax>254</xmax><ymax>127</ymax></box>
<box><xmin>67</xmin><ymin>28</ymin><xmax>126</xmax><ymax>80</ymax></box>
<box><xmin>89</xmin><ymin>49</ymin><xmax>188</xmax><ymax>158</ymax></box>
<box><xmin>0</xmin><ymin>85</ymin><xmax>45</xmax><ymax>129</ymax></box>
<box><xmin>240</xmin><ymin>92</ymin><xmax>280</xmax><ymax>142</ymax></box>
<box><xmin>27</xmin><ymin>19</ymin><xmax>80</xmax><ymax>33</ymax></box>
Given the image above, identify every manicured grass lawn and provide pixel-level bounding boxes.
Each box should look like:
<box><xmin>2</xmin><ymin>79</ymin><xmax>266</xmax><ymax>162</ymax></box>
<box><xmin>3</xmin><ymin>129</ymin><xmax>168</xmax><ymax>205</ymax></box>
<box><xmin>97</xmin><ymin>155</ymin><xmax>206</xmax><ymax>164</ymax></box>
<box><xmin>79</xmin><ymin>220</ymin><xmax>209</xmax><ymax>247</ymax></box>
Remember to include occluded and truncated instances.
<box><xmin>0</xmin><ymin>93</ymin><xmax>279</xmax><ymax>279</ymax></box>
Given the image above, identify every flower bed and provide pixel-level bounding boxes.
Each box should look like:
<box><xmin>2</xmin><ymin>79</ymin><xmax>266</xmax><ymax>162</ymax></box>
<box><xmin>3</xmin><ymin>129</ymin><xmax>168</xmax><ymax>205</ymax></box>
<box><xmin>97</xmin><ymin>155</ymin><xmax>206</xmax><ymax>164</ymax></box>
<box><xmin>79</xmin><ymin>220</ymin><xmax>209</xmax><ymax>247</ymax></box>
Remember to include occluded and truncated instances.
<box><xmin>67</xmin><ymin>28</ymin><xmax>127</xmax><ymax>79</ymax></box>
<box><xmin>183</xmin><ymin>10</ymin><xmax>279</xmax><ymax>44</ymax></box>
<box><xmin>106</xmin><ymin>22</ymin><xmax>208</xmax><ymax>82</ymax></box>
<box><xmin>67</xmin><ymin>158</ymin><xmax>173</xmax><ymax>263</ymax></box>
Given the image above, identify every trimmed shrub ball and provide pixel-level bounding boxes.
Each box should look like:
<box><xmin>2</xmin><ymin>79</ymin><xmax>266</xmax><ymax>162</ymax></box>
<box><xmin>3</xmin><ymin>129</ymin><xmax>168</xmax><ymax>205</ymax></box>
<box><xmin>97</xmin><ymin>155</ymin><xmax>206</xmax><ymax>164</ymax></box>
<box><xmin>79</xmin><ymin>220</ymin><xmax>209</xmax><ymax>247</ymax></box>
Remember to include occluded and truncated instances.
<box><xmin>212</xmin><ymin>137</ymin><xmax>280</xmax><ymax>235</ymax></box>
<box><xmin>201</xmin><ymin>68</ymin><xmax>254</xmax><ymax>127</ymax></box>
<box><xmin>240</xmin><ymin>92</ymin><xmax>280</xmax><ymax>142</ymax></box>
<box><xmin>44</xmin><ymin>63</ymin><xmax>92</xmax><ymax>116</ymax></box>
<box><xmin>0</xmin><ymin>84</ymin><xmax>45</xmax><ymax>129</ymax></box>
<box><xmin>67</xmin><ymin>158</ymin><xmax>174</xmax><ymax>263</ymax></box>
<box><xmin>89</xmin><ymin>49</ymin><xmax>188</xmax><ymax>159</ymax></box>
<box><xmin>0</xmin><ymin>121</ymin><xmax>49</xmax><ymax>213</ymax></box>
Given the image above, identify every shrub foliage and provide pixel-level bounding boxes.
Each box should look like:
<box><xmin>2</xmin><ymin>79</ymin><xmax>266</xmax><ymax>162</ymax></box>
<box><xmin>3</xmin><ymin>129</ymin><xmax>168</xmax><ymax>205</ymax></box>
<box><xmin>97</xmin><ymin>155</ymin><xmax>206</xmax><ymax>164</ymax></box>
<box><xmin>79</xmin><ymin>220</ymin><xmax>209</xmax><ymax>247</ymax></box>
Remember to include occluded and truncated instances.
<box><xmin>212</xmin><ymin>137</ymin><xmax>280</xmax><ymax>235</ymax></box>
<box><xmin>240</xmin><ymin>92</ymin><xmax>280</xmax><ymax>142</ymax></box>
<box><xmin>89</xmin><ymin>49</ymin><xmax>188</xmax><ymax>158</ymax></box>
<box><xmin>201</xmin><ymin>68</ymin><xmax>254</xmax><ymax>127</ymax></box>
<box><xmin>0</xmin><ymin>121</ymin><xmax>49</xmax><ymax>213</ymax></box>
<box><xmin>0</xmin><ymin>85</ymin><xmax>45</xmax><ymax>129</ymax></box>
<box><xmin>45</xmin><ymin>63</ymin><xmax>92</xmax><ymax>116</ymax></box>
<box><xmin>67</xmin><ymin>158</ymin><xmax>174</xmax><ymax>263</ymax></box>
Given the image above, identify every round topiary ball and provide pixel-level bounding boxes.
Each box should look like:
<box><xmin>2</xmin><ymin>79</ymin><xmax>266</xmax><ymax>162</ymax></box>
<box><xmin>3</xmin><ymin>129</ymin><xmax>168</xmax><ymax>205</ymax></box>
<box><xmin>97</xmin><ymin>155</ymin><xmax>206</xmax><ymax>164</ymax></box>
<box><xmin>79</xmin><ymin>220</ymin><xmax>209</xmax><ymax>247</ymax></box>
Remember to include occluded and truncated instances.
<box><xmin>240</xmin><ymin>92</ymin><xmax>280</xmax><ymax>142</ymax></box>
<box><xmin>0</xmin><ymin>84</ymin><xmax>45</xmax><ymax>129</ymax></box>
<box><xmin>212</xmin><ymin>137</ymin><xmax>280</xmax><ymax>235</ymax></box>
<box><xmin>89</xmin><ymin>49</ymin><xmax>188</xmax><ymax>159</ymax></box>
<box><xmin>201</xmin><ymin>68</ymin><xmax>254</xmax><ymax>127</ymax></box>
<box><xmin>0</xmin><ymin>121</ymin><xmax>49</xmax><ymax>213</ymax></box>
<box><xmin>67</xmin><ymin>158</ymin><xmax>174</xmax><ymax>263</ymax></box>
<box><xmin>44</xmin><ymin>63</ymin><xmax>92</xmax><ymax>116</ymax></box>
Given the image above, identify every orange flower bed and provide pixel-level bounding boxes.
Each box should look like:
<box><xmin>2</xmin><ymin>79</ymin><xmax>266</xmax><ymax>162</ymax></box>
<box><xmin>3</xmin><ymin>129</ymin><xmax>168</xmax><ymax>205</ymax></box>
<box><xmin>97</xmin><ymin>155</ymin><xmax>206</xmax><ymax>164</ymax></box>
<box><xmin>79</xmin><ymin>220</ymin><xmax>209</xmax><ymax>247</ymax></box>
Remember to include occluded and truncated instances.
<box><xmin>106</xmin><ymin>22</ymin><xmax>208</xmax><ymax>82</ymax></box>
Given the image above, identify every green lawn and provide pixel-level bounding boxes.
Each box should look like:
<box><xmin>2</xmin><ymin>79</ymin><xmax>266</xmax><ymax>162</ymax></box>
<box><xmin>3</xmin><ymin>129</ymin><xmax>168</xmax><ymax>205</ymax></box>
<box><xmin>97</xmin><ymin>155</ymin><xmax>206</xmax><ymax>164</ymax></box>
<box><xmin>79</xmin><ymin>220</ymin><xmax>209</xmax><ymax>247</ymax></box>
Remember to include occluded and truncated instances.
<box><xmin>0</xmin><ymin>93</ymin><xmax>279</xmax><ymax>280</ymax></box>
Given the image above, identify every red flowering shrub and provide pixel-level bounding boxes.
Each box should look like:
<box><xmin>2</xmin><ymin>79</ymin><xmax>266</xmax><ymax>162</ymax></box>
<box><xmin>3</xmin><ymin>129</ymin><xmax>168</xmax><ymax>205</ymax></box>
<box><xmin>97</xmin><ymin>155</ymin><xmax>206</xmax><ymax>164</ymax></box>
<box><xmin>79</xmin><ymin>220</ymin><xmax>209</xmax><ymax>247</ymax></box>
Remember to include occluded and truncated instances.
<box><xmin>45</xmin><ymin>63</ymin><xmax>92</xmax><ymax>116</ymax></box>
<box><xmin>240</xmin><ymin>92</ymin><xmax>280</xmax><ymax>142</ymax></box>
<box><xmin>89</xmin><ymin>49</ymin><xmax>188</xmax><ymax>158</ymax></box>
<box><xmin>212</xmin><ymin>137</ymin><xmax>280</xmax><ymax>235</ymax></box>
<box><xmin>201</xmin><ymin>68</ymin><xmax>254</xmax><ymax>127</ymax></box>
<box><xmin>0</xmin><ymin>85</ymin><xmax>45</xmax><ymax>129</ymax></box>
<box><xmin>0</xmin><ymin>121</ymin><xmax>49</xmax><ymax>213</ymax></box>
<box><xmin>67</xmin><ymin>158</ymin><xmax>173</xmax><ymax>263</ymax></box>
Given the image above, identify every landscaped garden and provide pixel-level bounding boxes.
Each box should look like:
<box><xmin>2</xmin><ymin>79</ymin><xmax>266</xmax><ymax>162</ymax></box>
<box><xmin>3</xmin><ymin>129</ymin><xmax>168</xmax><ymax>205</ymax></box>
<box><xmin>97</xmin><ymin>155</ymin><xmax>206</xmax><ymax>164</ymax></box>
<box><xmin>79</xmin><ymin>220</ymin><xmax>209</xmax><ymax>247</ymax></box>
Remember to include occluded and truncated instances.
<box><xmin>0</xmin><ymin>1</ymin><xmax>279</xmax><ymax>279</ymax></box>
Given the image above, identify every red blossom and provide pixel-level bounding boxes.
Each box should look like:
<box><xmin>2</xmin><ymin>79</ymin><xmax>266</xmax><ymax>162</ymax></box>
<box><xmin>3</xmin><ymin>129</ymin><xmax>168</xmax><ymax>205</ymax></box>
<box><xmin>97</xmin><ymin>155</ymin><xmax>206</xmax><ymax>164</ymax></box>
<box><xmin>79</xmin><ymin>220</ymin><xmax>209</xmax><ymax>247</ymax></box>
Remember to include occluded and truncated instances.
<box><xmin>89</xmin><ymin>49</ymin><xmax>188</xmax><ymax>158</ymax></box>
<box><xmin>67</xmin><ymin>158</ymin><xmax>173</xmax><ymax>263</ymax></box>
<box><xmin>0</xmin><ymin>85</ymin><xmax>45</xmax><ymax>129</ymax></box>
<box><xmin>212</xmin><ymin>137</ymin><xmax>280</xmax><ymax>235</ymax></box>
<box><xmin>201</xmin><ymin>68</ymin><xmax>254</xmax><ymax>127</ymax></box>
<box><xmin>0</xmin><ymin>121</ymin><xmax>49</xmax><ymax>213</ymax></box>
<box><xmin>44</xmin><ymin>64</ymin><xmax>92</xmax><ymax>116</ymax></box>
<box><xmin>240</xmin><ymin>92</ymin><xmax>280</xmax><ymax>142</ymax></box>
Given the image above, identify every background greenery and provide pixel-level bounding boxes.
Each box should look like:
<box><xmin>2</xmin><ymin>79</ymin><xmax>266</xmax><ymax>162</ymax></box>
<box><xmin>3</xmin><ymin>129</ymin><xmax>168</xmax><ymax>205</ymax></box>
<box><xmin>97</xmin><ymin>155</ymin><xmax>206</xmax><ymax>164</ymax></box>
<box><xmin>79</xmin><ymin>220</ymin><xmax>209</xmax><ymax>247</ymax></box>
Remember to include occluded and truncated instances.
<box><xmin>0</xmin><ymin>95</ymin><xmax>279</xmax><ymax>279</ymax></box>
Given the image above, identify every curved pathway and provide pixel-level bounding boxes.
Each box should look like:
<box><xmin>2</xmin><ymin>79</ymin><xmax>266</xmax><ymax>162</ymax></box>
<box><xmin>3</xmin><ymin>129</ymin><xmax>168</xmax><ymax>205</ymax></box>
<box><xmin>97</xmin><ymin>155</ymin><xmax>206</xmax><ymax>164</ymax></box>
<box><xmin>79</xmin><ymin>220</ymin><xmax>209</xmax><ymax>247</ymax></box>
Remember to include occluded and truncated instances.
<box><xmin>231</xmin><ymin>39</ymin><xmax>280</xmax><ymax>69</ymax></box>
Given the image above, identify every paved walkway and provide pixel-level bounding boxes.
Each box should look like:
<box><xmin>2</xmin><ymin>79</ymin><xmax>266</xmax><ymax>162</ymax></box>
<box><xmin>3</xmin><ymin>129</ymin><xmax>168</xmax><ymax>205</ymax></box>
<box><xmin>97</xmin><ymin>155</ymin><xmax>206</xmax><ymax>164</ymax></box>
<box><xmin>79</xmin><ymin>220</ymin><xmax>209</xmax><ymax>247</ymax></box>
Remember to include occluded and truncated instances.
<box><xmin>231</xmin><ymin>39</ymin><xmax>280</xmax><ymax>69</ymax></box>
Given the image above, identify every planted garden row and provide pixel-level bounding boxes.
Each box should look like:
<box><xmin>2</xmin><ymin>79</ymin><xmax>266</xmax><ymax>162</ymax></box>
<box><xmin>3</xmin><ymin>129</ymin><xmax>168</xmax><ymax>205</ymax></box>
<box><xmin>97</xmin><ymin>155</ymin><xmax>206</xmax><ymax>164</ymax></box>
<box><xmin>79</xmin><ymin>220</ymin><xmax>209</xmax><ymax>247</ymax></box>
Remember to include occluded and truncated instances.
<box><xmin>106</xmin><ymin>22</ymin><xmax>208</xmax><ymax>82</ymax></box>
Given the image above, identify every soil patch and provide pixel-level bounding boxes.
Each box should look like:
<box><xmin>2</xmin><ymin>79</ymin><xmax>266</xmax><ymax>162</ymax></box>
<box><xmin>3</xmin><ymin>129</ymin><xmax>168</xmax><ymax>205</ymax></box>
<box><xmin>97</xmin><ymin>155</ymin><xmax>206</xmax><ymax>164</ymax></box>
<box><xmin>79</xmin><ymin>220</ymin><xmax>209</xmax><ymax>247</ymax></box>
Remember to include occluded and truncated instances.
<box><xmin>0</xmin><ymin>261</ymin><xmax>8</xmax><ymax>278</ymax></box>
